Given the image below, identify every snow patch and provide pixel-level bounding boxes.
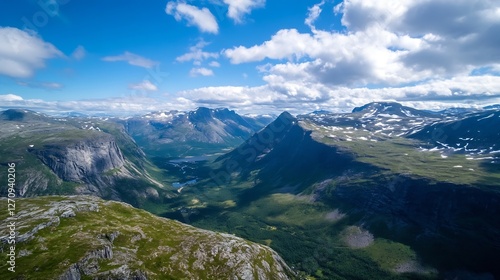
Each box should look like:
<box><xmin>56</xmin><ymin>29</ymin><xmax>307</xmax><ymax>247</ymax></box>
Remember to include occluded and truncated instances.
<box><xmin>477</xmin><ymin>113</ymin><xmax>494</xmax><ymax>121</ymax></box>
<box><xmin>378</xmin><ymin>114</ymin><xmax>400</xmax><ymax>119</ymax></box>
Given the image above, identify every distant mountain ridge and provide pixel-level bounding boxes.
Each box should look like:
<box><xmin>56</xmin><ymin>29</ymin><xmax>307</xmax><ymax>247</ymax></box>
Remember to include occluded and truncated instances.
<box><xmin>121</xmin><ymin>107</ymin><xmax>272</xmax><ymax>157</ymax></box>
<box><xmin>410</xmin><ymin>110</ymin><xmax>500</xmax><ymax>153</ymax></box>
<box><xmin>352</xmin><ymin>102</ymin><xmax>437</xmax><ymax>118</ymax></box>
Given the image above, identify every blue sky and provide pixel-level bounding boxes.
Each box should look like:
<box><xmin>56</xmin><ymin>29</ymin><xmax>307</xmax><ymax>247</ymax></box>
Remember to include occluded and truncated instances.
<box><xmin>0</xmin><ymin>0</ymin><xmax>500</xmax><ymax>115</ymax></box>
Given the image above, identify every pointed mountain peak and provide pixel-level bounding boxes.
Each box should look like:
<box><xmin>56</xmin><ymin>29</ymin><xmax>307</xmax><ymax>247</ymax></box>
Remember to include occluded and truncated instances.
<box><xmin>260</xmin><ymin>111</ymin><xmax>297</xmax><ymax>132</ymax></box>
<box><xmin>277</xmin><ymin>111</ymin><xmax>296</xmax><ymax>122</ymax></box>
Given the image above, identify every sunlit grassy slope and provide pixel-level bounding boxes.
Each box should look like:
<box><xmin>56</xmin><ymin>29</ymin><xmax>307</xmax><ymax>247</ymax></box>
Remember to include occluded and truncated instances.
<box><xmin>0</xmin><ymin>196</ymin><xmax>295</xmax><ymax>280</ymax></box>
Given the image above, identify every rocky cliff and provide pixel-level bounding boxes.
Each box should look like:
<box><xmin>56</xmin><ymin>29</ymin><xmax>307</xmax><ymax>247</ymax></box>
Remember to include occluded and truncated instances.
<box><xmin>32</xmin><ymin>133</ymin><xmax>125</xmax><ymax>184</ymax></box>
<box><xmin>0</xmin><ymin>110</ymin><xmax>169</xmax><ymax>203</ymax></box>
<box><xmin>0</xmin><ymin>196</ymin><xmax>296</xmax><ymax>280</ymax></box>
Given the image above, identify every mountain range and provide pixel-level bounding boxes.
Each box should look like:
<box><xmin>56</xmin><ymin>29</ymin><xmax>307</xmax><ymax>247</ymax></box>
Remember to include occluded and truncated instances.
<box><xmin>120</xmin><ymin>107</ymin><xmax>274</xmax><ymax>157</ymax></box>
<box><xmin>1</xmin><ymin>102</ymin><xmax>499</xmax><ymax>279</ymax></box>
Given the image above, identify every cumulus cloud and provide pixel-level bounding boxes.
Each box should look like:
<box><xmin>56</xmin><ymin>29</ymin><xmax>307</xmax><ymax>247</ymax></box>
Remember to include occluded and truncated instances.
<box><xmin>176</xmin><ymin>75</ymin><xmax>500</xmax><ymax>114</ymax></box>
<box><xmin>223</xmin><ymin>0</ymin><xmax>500</xmax><ymax>99</ymax></box>
<box><xmin>397</xmin><ymin>1</ymin><xmax>500</xmax><ymax>75</ymax></box>
<box><xmin>190</xmin><ymin>67</ymin><xmax>214</xmax><ymax>77</ymax></box>
<box><xmin>102</xmin><ymin>51</ymin><xmax>158</xmax><ymax>68</ymax></box>
<box><xmin>0</xmin><ymin>27</ymin><xmax>63</xmax><ymax>78</ymax></box>
<box><xmin>335</xmin><ymin>0</ymin><xmax>500</xmax><ymax>75</ymax></box>
<box><xmin>3</xmin><ymin>1</ymin><xmax>500</xmax><ymax>115</ymax></box>
<box><xmin>2</xmin><ymin>75</ymin><xmax>500</xmax><ymax>116</ymax></box>
<box><xmin>71</xmin><ymin>45</ymin><xmax>86</xmax><ymax>60</ymax></box>
<box><xmin>226</xmin><ymin>28</ymin><xmax>426</xmax><ymax>86</ymax></box>
<box><xmin>223</xmin><ymin>0</ymin><xmax>265</xmax><ymax>23</ymax></box>
<box><xmin>166</xmin><ymin>2</ymin><xmax>219</xmax><ymax>34</ymax></box>
<box><xmin>128</xmin><ymin>80</ymin><xmax>158</xmax><ymax>91</ymax></box>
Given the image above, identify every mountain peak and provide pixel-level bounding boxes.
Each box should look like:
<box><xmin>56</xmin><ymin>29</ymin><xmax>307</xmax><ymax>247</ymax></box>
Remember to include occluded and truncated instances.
<box><xmin>190</xmin><ymin>107</ymin><xmax>214</xmax><ymax>122</ymax></box>
<box><xmin>352</xmin><ymin>102</ymin><xmax>434</xmax><ymax>118</ymax></box>
<box><xmin>277</xmin><ymin>111</ymin><xmax>296</xmax><ymax>121</ymax></box>
<box><xmin>352</xmin><ymin>102</ymin><xmax>403</xmax><ymax>113</ymax></box>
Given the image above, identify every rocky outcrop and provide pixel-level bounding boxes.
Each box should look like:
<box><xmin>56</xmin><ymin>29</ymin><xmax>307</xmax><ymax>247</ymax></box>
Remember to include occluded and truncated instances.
<box><xmin>0</xmin><ymin>111</ymin><xmax>169</xmax><ymax>205</ymax></box>
<box><xmin>24</xmin><ymin>132</ymin><xmax>145</xmax><ymax>200</ymax></box>
<box><xmin>0</xmin><ymin>196</ymin><xmax>296</xmax><ymax>280</ymax></box>
<box><xmin>32</xmin><ymin>134</ymin><xmax>125</xmax><ymax>183</ymax></box>
<box><xmin>17</xmin><ymin>169</ymin><xmax>51</xmax><ymax>196</ymax></box>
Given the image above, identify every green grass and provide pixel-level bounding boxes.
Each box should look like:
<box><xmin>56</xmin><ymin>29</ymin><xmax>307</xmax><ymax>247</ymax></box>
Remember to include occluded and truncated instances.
<box><xmin>302</xmin><ymin>121</ymin><xmax>500</xmax><ymax>187</ymax></box>
<box><xmin>0</xmin><ymin>196</ymin><xmax>296</xmax><ymax>280</ymax></box>
<box><xmin>363</xmin><ymin>239</ymin><xmax>417</xmax><ymax>271</ymax></box>
<box><xmin>245</xmin><ymin>194</ymin><xmax>333</xmax><ymax>228</ymax></box>
<box><xmin>157</xmin><ymin>178</ymin><xmax>432</xmax><ymax>280</ymax></box>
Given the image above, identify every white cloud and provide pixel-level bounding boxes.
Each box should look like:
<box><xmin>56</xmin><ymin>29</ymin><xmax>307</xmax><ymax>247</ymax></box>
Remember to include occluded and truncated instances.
<box><xmin>224</xmin><ymin>0</ymin><xmax>500</xmax><ymax>90</ymax></box>
<box><xmin>102</xmin><ymin>51</ymin><xmax>158</xmax><ymax>68</ymax></box>
<box><xmin>128</xmin><ymin>80</ymin><xmax>158</xmax><ymax>92</ymax></box>
<box><xmin>209</xmin><ymin>61</ymin><xmax>221</xmax><ymax>67</ymax></box>
<box><xmin>0</xmin><ymin>27</ymin><xmax>63</xmax><ymax>78</ymax></box>
<box><xmin>2</xmin><ymin>74</ymin><xmax>500</xmax><ymax>116</ymax></box>
<box><xmin>166</xmin><ymin>2</ymin><xmax>219</xmax><ymax>34</ymax></box>
<box><xmin>223</xmin><ymin>0</ymin><xmax>265</xmax><ymax>23</ymax></box>
<box><xmin>0</xmin><ymin>94</ymin><xmax>23</xmax><ymax>102</ymax></box>
<box><xmin>176</xmin><ymin>40</ymin><xmax>219</xmax><ymax>64</ymax></box>
<box><xmin>336</xmin><ymin>0</ymin><xmax>412</xmax><ymax>31</ymax></box>
<box><xmin>305</xmin><ymin>1</ymin><xmax>325</xmax><ymax>29</ymax></box>
<box><xmin>176</xmin><ymin>75</ymin><xmax>500</xmax><ymax>114</ymax></box>
<box><xmin>190</xmin><ymin>67</ymin><xmax>214</xmax><ymax>77</ymax></box>
<box><xmin>71</xmin><ymin>45</ymin><xmax>86</xmax><ymax>60</ymax></box>
<box><xmin>3</xmin><ymin>1</ymin><xmax>500</xmax><ymax>116</ymax></box>
<box><xmin>224</xmin><ymin>29</ymin><xmax>313</xmax><ymax>63</ymax></box>
<box><xmin>226</xmin><ymin>28</ymin><xmax>426</xmax><ymax>86</ymax></box>
<box><xmin>0</xmin><ymin>95</ymin><xmax>196</xmax><ymax>116</ymax></box>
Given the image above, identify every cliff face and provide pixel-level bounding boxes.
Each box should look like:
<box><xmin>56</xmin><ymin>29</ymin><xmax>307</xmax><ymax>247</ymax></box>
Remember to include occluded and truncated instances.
<box><xmin>19</xmin><ymin>132</ymin><xmax>138</xmax><ymax>200</ymax></box>
<box><xmin>0</xmin><ymin>196</ymin><xmax>296</xmax><ymax>280</ymax></box>
<box><xmin>33</xmin><ymin>134</ymin><xmax>125</xmax><ymax>183</ymax></box>
<box><xmin>0</xmin><ymin>111</ymin><xmax>168</xmax><ymax>203</ymax></box>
